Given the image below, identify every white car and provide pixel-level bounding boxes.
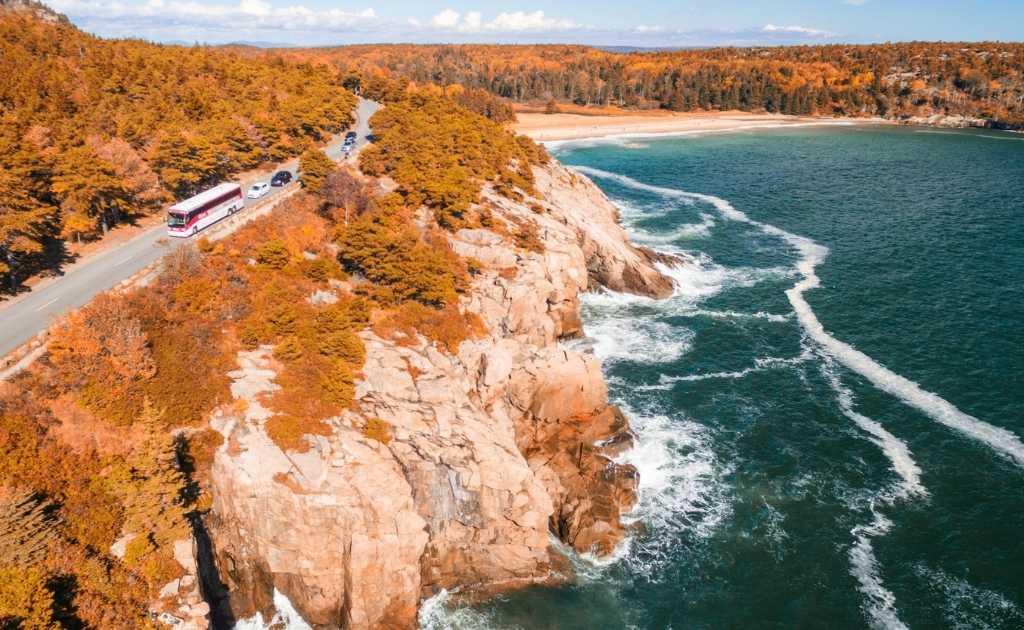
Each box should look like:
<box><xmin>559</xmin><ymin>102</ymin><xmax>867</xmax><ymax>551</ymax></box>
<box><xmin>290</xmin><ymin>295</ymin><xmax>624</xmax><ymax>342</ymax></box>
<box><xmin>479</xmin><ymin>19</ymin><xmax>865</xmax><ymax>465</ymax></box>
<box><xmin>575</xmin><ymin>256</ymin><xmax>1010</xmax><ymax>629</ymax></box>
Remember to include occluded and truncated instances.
<box><xmin>247</xmin><ymin>182</ymin><xmax>271</xmax><ymax>199</ymax></box>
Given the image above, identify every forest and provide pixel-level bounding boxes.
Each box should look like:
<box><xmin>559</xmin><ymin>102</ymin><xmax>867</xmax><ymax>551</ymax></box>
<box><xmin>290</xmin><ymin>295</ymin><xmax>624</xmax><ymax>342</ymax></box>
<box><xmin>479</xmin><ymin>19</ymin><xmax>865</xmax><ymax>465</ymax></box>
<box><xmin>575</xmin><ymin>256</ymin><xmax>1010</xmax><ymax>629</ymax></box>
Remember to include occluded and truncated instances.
<box><xmin>0</xmin><ymin>10</ymin><xmax>357</xmax><ymax>294</ymax></box>
<box><xmin>0</xmin><ymin>78</ymin><xmax>552</xmax><ymax>626</ymax></box>
<box><xmin>295</xmin><ymin>42</ymin><xmax>1024</xmax><ymax>127</ymax></box>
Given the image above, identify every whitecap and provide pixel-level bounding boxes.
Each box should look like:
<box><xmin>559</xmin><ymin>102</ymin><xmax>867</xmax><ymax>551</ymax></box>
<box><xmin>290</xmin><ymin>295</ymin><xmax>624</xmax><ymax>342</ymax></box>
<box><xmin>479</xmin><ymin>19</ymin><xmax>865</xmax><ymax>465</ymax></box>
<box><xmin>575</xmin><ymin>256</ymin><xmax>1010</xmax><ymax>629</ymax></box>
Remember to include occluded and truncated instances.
<box><xmin>234</xmin><ymin>589</ymin><xmax>313</xmax><ymax>630</ymax></box>
<box><xmin>582</xmin><ymin>317</ymin><xmax>694</xmax><ymax>364</ymax></box>
<box><xmin>642</xmin><ymin>348</ymin><xmax>813</xmax><ymax>389</ymax></box>
<box><xmin>574</xmin><ymin>165</ymin><xmax>1024</xmax><ymax>468</ymax></box>
<box><xmin>613</xmin><ymin>404</ymin><xmax>731</xmax><ymax>578</ymax></box>
<box><xmin>684</xmin><ymin>308</ymin><xmax>792</xmax><ymax>323</ymax></box>
<box><xmin>629</xmin><ymin>213</ymin><xmax>716</xmax><ymax>245</ymax></box>
<box><xmin>418</xmin><ymin>589</ymin><xmax>502</xmax><ymax>630</ymax></box>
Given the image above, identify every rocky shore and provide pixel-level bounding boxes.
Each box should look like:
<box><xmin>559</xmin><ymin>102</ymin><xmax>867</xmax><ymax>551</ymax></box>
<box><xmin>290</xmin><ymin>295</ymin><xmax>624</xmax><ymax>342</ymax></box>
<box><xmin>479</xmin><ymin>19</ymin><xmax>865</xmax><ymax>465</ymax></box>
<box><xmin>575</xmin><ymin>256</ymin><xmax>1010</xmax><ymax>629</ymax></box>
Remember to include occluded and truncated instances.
<box><xmin>177</xmin><ymin>159</ymin><xmax>676</xmax><ymax>629</ymax></box>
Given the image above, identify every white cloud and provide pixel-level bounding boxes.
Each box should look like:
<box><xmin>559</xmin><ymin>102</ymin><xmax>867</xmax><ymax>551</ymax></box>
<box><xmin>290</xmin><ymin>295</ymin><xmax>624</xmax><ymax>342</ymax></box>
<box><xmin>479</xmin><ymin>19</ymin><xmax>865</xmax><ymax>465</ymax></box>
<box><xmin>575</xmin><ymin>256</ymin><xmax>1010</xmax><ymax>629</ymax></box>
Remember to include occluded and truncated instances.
<box><xmin>429</xmin><ymin>8</ymin><xmax>460</xmax><ymax>29</ymax></box>
<box><xmin>763</xmin><ymin>23</ymin><xmax>833</xmax><ymax>37</ymax></box>
<box><xmin>843</xmin><ymin>0</ymin><xmax>869</xmax><ymax>5</ymax></box>
<box><xmin>45</xmin><ymin>0</ymin><xmax>847</xmax><ymax>46</ymax></box>
<box><xmin>485</xmin><ymin>10</ymin><xmax>576</xmax><ymax>32</ymax></box>
<box><xmin>425</xmin><ymin>8</ymin><xmax>577</xmax><ymax>33</ymax></box>
<box><xmin>49</xmin><ymin>0</ymin><xmax>380</xmax><ymax>36</ymax></box>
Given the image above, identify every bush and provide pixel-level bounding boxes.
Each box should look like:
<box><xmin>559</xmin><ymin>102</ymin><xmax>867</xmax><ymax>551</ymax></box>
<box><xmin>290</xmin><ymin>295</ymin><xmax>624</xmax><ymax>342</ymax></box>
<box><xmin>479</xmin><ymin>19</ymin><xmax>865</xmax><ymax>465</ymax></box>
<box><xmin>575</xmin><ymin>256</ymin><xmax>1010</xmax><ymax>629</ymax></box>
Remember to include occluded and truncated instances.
<box><xmin>362</xmin><ymin>418</ymin><xmax>392</xmax><ymax>445</ymax></box>
<box><xmin>273</xmin><ymin>336</ymin><xmax>305</xmax><ymax>362</ymax></box>
<box><xmin>374</xmin><ymin>302</ymin><xmax>486</xmax><ymax>353</ymax></box>
<box><xmin>265</xmin><ymin>414</ymin><xmax>331</xmax><ymax>453</ymax></box>
<box><xmin>256</xmin><ymin>239</ymin><xmax>291</xmax><ymax>269</ymax></box>
<box><xmin>320</xmin><ymin>360</ymin><xmax>356</xmax><ymax>407</ymax></box>
<box><xmin>318</xmin><ymin>330</ymin><xmax>365</xmax><ymax>364</ymax></box>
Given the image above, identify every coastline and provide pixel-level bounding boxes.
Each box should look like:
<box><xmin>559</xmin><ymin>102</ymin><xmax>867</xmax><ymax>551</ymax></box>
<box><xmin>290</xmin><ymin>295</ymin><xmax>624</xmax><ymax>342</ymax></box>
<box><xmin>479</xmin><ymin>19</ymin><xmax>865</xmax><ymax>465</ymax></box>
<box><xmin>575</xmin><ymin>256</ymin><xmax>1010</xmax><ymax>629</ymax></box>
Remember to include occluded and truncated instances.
<box><xmin>513</xmin><ymin>110</ymin><xmax>889</xmax><ymax>143</ymax></box>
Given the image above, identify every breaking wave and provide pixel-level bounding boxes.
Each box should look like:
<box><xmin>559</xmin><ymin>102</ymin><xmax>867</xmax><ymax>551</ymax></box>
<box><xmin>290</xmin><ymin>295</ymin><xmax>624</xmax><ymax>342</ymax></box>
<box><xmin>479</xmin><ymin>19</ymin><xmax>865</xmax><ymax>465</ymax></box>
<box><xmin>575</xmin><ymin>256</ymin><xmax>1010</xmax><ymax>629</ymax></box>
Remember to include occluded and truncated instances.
<box><xmin>235</xmin><ymin>589</ymin><xmax>313</xmax><ymax>630</ymax></box>
<box><xmin>614</xmin><ymin>403</ymin><xmax>731</xmax><ymax>577</ymax></box>
<box><xmin>573</xmin><ymin>165</ymin><xmax>1024</xmax><ymax>469</ymax></box>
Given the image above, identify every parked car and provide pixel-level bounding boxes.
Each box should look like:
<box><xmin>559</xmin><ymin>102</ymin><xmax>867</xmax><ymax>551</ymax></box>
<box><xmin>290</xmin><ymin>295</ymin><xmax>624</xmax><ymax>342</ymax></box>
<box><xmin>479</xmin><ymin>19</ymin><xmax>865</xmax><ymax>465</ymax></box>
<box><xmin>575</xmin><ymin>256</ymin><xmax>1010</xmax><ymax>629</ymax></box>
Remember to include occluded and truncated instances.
<box><xmin>247</xmin><ymin>182</ymin><xmax>271</xmax><ymax>198</ymax></box>
<box><xmin>345</xmin><ymin>131</ymin><xmax>358</xmax><ymax>141</ymax></box>
<box><xmin>270</xmin><ymin>170</ymin><xmax>293</xmax><ymax>187</ymax></box>
<box><xmin>342</xmin><ymin>143</ymin><xmax>353</xmax><ymax>154</ymax></box>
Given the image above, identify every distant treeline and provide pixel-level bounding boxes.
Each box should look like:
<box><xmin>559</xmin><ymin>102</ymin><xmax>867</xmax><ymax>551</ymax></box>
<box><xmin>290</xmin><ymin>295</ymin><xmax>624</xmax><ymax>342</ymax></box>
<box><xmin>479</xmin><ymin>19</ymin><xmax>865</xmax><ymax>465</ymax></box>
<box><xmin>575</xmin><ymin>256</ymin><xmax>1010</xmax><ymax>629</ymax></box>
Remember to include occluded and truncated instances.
<box><xmin>294</xmin><ymin>43</ymin><xmax>1024</xmax><ymax>126</ymax></box>
<box><xmin>0</xmin><ymin>12</ymin><xmax>356</xmax><ymax>292</ymax></box>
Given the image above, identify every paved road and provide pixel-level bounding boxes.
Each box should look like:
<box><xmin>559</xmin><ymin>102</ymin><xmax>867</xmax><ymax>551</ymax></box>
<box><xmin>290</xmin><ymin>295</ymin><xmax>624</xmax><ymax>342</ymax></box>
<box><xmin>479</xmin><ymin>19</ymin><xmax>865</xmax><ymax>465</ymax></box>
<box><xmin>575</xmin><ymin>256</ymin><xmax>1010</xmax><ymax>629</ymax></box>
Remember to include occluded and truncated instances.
<box><xmin>0</xmin><ymin>98</ymin><xmax>379</xmax><ymax>358</ymax></box>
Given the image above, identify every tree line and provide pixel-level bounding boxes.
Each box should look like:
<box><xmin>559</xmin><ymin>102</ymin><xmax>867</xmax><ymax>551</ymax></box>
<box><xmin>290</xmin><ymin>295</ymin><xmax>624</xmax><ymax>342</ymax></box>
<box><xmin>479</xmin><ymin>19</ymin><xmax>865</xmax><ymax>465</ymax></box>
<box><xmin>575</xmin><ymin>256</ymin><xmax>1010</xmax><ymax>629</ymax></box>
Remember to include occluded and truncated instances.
<box><xmin>294</xmin><ymin>42</ymin><xmax>1024</xmax><ymax>127</ymax></box>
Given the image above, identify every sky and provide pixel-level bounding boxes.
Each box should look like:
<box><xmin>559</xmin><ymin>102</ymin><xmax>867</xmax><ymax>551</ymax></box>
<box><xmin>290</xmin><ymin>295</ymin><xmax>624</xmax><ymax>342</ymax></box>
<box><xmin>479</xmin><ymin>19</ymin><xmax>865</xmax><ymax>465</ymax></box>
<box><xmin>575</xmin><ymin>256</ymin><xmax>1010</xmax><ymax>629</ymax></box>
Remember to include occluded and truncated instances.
<box><xmin>48</xmin><ymin>0</ymin><xmax>1024</xmax><ymax>47</ymax></box>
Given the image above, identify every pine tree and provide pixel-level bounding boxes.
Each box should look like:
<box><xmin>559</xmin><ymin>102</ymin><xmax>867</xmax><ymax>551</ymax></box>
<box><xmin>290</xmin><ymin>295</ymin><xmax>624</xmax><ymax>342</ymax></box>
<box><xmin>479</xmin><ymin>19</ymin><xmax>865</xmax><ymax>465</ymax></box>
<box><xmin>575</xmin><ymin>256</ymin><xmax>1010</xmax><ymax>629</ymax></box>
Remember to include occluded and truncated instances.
<box><xmin>298</xmin><ymin>147</ymin><xmax>334</xmax><ymax>194</ymax></box>
<box><xmin>0</xmin><ymin>490</ymin><xmax>59</xmax><ymax>569</ymax></box>
<box><xmin>51</xmin><ymin>145</ymin><xmax>132</xmax><ymax>236</ymax></box>
<box><xmin>0</xmin><ymin>133</ymin><xmax>53</xmax><ymax>291</ymax></box>
<box><xmin>118</xmin><ymin>400</ymin><xmax>189</xmax><ymax>548</ymax></box>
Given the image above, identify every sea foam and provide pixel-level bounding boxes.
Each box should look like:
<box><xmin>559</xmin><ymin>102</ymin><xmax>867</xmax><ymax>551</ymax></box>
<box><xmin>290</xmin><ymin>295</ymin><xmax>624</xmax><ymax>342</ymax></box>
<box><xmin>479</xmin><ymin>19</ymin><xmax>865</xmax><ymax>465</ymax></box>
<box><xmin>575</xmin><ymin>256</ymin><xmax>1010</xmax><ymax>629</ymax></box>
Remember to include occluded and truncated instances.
<box><xmin>849</xmin><ymin>510</ymin><xmax>910</xmax><ymax>630</ymax></box>
<box><xmin>574</xmin><ymin>165</ymin><xmax>1024</xmax><ymax>469</ymax></box>
<box><xmin>234</xmin><ymin>589</ymin><xmax>313</xmax><ymax>630</ymax></box>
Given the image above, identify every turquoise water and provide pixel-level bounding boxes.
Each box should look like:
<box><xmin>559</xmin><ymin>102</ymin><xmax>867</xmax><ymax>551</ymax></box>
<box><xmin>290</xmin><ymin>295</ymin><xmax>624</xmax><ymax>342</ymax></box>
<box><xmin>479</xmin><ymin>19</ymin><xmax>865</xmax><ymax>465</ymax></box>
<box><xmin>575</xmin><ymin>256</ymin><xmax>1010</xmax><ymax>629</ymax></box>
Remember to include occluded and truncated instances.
<box><xmin>423</xmin><ymin>125</ymin><xmax>1024</xmax><ymax>629</ymax></box>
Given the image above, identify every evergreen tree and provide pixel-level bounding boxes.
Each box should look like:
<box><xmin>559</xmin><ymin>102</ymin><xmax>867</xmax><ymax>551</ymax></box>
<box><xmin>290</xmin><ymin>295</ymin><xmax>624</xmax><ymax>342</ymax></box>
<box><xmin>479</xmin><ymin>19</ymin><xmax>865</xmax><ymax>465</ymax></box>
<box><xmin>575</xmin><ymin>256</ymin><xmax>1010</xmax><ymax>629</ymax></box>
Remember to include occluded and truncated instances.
<box><xmin>117</xmin><ymin>399</ymin><xmax>189</xmax><ymax>548</ymax></box>
<box><xmin>298</xmin><ymin>147</ymin><xmax>334</xmax><ymax>194</ymax></box>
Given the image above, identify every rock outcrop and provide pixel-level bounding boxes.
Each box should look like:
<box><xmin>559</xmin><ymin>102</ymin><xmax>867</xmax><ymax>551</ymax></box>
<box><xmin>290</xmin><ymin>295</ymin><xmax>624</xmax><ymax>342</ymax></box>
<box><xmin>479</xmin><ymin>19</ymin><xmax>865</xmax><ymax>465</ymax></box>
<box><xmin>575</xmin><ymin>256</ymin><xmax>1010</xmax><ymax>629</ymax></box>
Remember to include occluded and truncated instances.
<box><xmin>203</xmin><ymin>162</ymin><xmax>674</xmax><ymax>628</ymax></box>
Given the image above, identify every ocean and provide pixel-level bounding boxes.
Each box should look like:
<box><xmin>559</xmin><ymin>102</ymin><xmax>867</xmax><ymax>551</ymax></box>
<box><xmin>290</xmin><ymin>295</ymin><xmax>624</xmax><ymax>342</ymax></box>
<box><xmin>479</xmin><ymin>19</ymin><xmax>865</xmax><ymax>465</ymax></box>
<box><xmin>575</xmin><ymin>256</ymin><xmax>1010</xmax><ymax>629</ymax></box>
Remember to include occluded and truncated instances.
<box><xmin>421</xmin><ymin>125</ymin><xmax>1024</xmax><ymax>629</ymax></box>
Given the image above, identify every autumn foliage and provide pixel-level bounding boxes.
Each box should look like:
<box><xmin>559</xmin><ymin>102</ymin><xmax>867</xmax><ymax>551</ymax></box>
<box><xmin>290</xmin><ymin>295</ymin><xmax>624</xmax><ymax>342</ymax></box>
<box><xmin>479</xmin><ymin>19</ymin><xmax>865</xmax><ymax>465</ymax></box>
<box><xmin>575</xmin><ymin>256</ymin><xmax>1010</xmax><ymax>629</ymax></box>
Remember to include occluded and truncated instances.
<box><xmin>319</xmin><ymin>42</ymin><xmax>1024</xmax><ymax>128</ymax></box>
<box><xmin>0</xmin><ymin>11</ymin><xmax>357</xmax><ymax>292</ymax></box>
<box><xmin>359</xmin><ymin>90</ymin><xmax>548</xmax><ymax>230</ymax></box>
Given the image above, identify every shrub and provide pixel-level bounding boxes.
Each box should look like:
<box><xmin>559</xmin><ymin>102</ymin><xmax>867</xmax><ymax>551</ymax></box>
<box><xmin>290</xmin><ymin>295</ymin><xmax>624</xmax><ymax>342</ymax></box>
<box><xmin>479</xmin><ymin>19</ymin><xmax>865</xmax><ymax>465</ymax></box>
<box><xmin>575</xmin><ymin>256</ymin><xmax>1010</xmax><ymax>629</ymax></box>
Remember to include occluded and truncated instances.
<box><xmin>273</xmin><ymin>336</ymin><xmax>305</xmax><ymax>362</ymax></box>
<box><xmin>374</xmin><ymin>302</ymin><xmax>487</xmax><ymax>353</ymax></box>
<box><xmin>320</xmin><ymin>360</ymin><xmax>356</xmax><ymax>407</ymax></box>
<box><xmin>265</xmin><ymin>414</ymin><xmax>331</xmax><ymax>453</ymax></box>
<box><xmin>513</xmin><ymin>219</ymin><xmax>545</xmax><ymax>253</ymax></box>
<box><xmin>256</xmin><ymin>239</ymin><xmax>291</xmax><ymax>269</ymax></box>
<box><xmin>318</xmin><ymin>330</ymin><xmax>365</xmax><ymax>364</ymax></box>
<box><xmin>268</xmin><ymin>304</ymin><xmax>300</xmax><ymax>336</ymax></box>
<box><xmin>362</xmin><ymin>418</ymin><xmax>393</xmax><ymax>445</ymax></box>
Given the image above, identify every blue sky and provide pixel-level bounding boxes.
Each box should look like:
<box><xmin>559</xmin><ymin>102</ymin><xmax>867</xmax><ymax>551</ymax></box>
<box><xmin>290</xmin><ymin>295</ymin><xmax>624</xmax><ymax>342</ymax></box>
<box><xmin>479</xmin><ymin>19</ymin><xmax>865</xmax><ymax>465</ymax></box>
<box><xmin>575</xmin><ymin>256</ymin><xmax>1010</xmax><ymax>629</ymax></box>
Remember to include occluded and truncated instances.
<box><xmin>49</xmin><ymin>0</ymin><xmax>1024</xmax><ymax>47</ymax></box>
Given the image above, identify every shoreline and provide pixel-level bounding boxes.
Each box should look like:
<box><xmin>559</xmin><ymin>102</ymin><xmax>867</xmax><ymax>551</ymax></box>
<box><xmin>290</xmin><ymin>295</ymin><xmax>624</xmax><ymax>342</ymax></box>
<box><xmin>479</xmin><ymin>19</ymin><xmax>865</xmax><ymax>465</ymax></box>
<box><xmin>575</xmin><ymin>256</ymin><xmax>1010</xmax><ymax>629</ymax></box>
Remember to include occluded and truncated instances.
<box><xmin>514</xmin><ymin>111</ymin><xmax>890</xmax><ymax>144</ymax></box>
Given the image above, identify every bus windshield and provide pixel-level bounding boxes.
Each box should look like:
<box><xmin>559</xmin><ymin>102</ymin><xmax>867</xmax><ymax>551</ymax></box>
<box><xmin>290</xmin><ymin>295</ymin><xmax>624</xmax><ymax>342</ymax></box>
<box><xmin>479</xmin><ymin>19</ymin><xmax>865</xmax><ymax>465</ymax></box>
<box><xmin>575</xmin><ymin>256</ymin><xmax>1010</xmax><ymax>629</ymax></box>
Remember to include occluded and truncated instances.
<box><xmin>167</xmin><ymin>213</ymin><xmax>187</xmax><ymax>228</ymax></box>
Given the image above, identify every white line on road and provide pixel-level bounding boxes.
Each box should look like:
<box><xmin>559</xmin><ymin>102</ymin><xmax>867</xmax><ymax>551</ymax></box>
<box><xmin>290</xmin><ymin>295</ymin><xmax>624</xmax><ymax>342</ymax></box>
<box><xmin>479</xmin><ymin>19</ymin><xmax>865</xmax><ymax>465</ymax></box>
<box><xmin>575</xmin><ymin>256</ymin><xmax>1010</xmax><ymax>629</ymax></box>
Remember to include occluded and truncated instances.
<box><xmin>114</xmin><ymin>254</ymin><xmax>135</xmax><ymax>266</ymax></box>
<box><xmin>34</xmin><ymin>297</ymin><xmax>59</xmax><ymax>312</ymax></box>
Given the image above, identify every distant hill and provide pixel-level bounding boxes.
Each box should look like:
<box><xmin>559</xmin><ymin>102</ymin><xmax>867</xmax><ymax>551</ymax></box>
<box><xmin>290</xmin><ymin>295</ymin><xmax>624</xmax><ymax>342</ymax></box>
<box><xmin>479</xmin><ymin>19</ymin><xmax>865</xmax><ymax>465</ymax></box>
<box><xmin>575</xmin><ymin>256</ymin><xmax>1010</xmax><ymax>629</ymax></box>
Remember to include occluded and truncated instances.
<box><xmin>0</xmin><ymin>0</ymin><xmax>66</xmax><ymax>22</ymax></box>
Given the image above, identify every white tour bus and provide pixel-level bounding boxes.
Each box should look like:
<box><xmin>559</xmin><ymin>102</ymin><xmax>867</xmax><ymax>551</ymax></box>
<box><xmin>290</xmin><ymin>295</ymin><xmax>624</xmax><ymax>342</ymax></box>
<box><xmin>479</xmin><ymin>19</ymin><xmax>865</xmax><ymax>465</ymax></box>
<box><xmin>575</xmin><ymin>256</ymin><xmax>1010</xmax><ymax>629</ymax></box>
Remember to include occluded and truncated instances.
<box><xmin>167</xmin><ymin>183</ymin><xmax>244</xmax><ymax>237</ymax></box>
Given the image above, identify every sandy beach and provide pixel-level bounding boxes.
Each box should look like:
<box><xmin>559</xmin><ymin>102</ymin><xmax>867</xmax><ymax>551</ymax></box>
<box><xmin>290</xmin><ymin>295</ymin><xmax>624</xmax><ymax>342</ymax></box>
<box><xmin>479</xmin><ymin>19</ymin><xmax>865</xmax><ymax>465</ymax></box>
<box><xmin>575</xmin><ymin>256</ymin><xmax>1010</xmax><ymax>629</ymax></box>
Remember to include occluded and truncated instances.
<box><xmin>514</xmin><ymin>110</ymin><xmax>876</xmax><ymax>142</ymax></box>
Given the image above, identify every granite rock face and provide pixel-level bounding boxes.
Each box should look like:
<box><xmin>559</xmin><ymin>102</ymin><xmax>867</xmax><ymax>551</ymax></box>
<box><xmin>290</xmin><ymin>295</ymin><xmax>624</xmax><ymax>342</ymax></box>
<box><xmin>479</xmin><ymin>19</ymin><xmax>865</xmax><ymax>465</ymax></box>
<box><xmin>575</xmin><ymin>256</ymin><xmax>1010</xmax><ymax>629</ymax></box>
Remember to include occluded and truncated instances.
<box><xmin>203</xmin><ymin>163</ymin><xmax>674</xmax><ymax>628</ymax></box>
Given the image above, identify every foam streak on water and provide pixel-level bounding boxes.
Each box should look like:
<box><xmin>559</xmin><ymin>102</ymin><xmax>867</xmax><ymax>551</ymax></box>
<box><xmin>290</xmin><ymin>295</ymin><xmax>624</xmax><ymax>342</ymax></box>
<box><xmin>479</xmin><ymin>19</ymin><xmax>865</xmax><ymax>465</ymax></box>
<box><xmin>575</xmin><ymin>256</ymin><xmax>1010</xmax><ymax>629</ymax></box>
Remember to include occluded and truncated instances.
<box><xmin>573</xmin><ymin>165</ymin><xmax>1024</xmax><ymax>469</ymax></box>
<box><xmin>849</xmin><ymin>509</ymin><xmax>909</xmax><ymax>630</ymax></box>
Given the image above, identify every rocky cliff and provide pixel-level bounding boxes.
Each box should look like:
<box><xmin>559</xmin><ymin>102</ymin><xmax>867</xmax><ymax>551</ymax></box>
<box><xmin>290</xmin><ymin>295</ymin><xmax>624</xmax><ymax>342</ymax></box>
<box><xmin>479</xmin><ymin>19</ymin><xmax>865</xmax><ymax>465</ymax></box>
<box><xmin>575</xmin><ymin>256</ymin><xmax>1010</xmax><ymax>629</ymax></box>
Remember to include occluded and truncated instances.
<box><xmin>202</xmin><ymin>160</ymin><xmax>675</xmax><ymax>628</ymax></box>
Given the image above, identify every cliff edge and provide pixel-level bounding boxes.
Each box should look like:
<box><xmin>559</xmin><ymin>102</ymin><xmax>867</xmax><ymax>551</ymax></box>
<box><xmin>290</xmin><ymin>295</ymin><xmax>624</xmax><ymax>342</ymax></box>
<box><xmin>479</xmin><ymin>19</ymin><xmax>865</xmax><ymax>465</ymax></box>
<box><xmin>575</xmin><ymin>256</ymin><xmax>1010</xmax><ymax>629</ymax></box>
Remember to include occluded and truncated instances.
<box><xmin>203</xmin><ymin>160</ymin><xmax>675</xmax><ymax>628</ymax></box>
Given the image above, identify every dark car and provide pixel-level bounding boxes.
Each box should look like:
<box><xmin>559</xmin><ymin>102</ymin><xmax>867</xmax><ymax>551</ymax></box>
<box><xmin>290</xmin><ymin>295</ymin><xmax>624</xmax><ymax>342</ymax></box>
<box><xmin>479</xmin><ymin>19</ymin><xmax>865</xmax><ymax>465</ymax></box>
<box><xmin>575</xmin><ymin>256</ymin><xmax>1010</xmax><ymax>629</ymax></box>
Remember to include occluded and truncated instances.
<box><xmin>345</xmin><ymin>131</ymin><xmax>358</xmax><ymax>141</ymax></box>
<box><xmin>270</xmin><ymin>170</ymin><xmax>293</xmax><ymax>187</ymax></box>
